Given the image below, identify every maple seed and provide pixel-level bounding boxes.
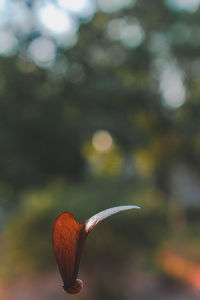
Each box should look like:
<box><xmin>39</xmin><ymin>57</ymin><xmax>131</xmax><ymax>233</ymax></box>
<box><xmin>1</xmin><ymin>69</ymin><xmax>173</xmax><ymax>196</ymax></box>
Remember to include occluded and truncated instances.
<box><xmin>52</xmin><ymin>205</ymin><xmax>140</xmax><ymax>294</ymax></box>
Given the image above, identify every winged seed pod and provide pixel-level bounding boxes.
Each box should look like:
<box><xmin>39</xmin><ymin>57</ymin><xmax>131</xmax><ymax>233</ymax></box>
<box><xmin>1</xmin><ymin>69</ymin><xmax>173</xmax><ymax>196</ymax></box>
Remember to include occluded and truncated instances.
<box><xmin>52</xmin><ymin>205</ymin><xmax>140</xmax><ymax>294</ymax></box>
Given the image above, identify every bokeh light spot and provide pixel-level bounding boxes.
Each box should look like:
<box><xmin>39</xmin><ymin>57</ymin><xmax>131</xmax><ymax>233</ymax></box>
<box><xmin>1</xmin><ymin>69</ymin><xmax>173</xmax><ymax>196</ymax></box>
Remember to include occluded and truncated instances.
<box><xmin>28</xmin><ymin>37</ymin><xmax>56</xmax><ymax>67</ymax></box>
<box><xmin>160</xmin><ymin>63</ymin><xmax>186</xmax><ymax>109</ymax></box>
<box><xmin>10</xmin><ymin>2</ymin><xmax>32</xmax><ymax>34</ymax></box>
<box><xmin>58</xmin><ymin>0</ymin><xmax>95</xmax><ymax>18</ymax></box>
<box><xmin>37</xmin><ymin>3</ymin><xmax>73</xmax><ymax>34</ymax></box>
<box><xmin>107</xmin><ymin>17</ymin><xmax>145</xmax><ymax>48</ymax></box>
<box><xmin>92</xmin><ymin>130</ymin><xmax>113</xmax><ymax>152</ymax></box>
<box><xmin>120</xmin><ymin>22</ymin><xmax>144</xmax><ymax>48</ymax></box>
<box><xmin>0</xmin><ymin>30</ymin><xmax>17</xmax><ymax>55</ymax></box>
<box><xmin>107</xmin><ymin>18</ymin><xmax>127</xmax><ymax>40</ymax></box>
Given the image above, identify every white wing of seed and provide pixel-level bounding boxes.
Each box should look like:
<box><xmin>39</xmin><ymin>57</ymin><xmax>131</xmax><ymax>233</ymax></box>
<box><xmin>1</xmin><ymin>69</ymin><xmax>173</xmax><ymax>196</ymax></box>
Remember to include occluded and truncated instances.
<box><xmin>85</xmin><ymin>205</ymin><xmax>140</xmax><ymax>233</ymax></box>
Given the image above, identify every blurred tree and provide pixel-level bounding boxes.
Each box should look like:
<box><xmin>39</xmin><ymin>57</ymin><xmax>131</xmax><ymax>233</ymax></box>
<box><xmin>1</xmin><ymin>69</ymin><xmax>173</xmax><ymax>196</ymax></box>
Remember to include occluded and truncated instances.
<box><xmin>1</xmin><ymin>0</ymin><xmax>199</xmax><ymax>194</ymax></box>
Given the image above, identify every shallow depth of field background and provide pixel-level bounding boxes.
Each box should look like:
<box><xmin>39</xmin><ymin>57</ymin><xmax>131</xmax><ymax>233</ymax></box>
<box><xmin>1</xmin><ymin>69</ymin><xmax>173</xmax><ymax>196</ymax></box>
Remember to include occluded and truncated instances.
<box><xmin>1</xmin><ymin>0</ymin><xmax>200</xmax><ymax>299</ymax></box>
